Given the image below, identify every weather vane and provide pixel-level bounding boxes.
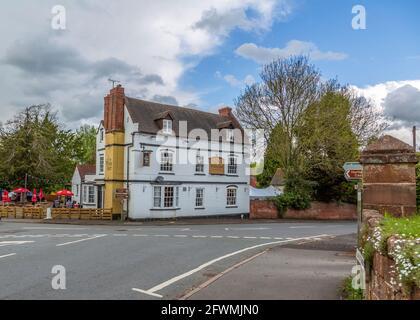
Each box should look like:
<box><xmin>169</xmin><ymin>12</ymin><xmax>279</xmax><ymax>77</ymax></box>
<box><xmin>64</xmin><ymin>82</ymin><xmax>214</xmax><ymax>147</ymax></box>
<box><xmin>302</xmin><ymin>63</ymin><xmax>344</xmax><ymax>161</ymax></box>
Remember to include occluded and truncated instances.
<box><xmin>108</xmin><ymin>78</ymin><xmax>121</xmax><ymax>88</ymax></box>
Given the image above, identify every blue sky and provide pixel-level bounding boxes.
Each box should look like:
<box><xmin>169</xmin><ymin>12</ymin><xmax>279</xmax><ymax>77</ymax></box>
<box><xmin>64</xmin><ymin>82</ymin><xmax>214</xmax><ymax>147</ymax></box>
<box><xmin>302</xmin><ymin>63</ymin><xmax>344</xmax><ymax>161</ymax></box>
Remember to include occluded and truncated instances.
<box><xmin>181</xmin><ymin>0</ymin><xmax>420</xmax><ymax>109</ymax></box>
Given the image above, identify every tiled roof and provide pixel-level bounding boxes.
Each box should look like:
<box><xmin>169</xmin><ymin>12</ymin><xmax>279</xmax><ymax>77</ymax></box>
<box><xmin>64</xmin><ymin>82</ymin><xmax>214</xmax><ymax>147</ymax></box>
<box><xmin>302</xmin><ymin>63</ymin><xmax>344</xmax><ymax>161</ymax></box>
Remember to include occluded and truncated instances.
<box><xmin>77</xmin><ymin>164</ymin><xmax>96</xmax><ymax>181</ymax></box>
<box><xmin>125</xmin><ymin>97</ymin><xmax>241</xmax><ymax>139</ymax></box>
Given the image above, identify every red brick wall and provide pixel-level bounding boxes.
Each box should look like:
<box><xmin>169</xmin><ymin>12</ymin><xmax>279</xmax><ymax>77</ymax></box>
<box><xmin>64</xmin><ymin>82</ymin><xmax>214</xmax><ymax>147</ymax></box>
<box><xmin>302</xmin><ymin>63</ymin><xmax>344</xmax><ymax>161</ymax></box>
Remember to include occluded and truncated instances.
<box><xmin>250</xmin><ymin>200</ymin><xmax>357</xmax><ymax>220</ymax></box>
<box><xmin>250</xmin><ymin>200</ymin><xmax>278</xmax><ymax>219</ymax></box>
<box><xmin>285</xmin><ymin>202</ymin><xmax>357</xmax><ymax>220</ymax></box>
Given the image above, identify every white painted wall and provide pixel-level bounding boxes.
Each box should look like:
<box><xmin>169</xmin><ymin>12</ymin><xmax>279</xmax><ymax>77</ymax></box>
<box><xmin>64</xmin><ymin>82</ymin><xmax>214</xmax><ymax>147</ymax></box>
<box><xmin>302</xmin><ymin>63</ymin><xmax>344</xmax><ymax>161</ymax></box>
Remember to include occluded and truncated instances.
<box><xmin>71</xmin><ymin>168</ymin><xmax>81</xmax><ymax>204</ymax></box>
<box><xmin>91</xmin><ymin>104</ymin><xmax>250</xmax><ymax>219</ymax></box>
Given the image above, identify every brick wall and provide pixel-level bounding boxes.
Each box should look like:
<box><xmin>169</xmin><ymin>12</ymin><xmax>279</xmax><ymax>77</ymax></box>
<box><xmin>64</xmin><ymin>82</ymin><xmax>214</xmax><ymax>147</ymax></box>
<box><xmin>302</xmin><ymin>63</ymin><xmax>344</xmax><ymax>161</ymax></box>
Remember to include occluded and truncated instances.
<box><xmin>250</xmin><ymin>200</ymin><xmax>278</xmax><ymax>219</ymax></box>
<box><xmin>249</xmin><ymin>200</ymin><xmax>356</xmax><ymax>220</ymax></box>
<box><xmin>363</xmin><ymin>210</ymin><xmax>420</xmax><ymax>300</ymax></box>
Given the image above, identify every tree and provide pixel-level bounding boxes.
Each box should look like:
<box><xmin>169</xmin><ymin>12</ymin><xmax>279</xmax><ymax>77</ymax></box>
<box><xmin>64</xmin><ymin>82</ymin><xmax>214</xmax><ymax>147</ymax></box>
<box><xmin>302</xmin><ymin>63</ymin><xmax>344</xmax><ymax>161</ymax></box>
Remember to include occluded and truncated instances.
<box><xmin>297</xmin><ymin>91</ymin><xmax>359</xmax><ymax>202</ymax></box>
<box><xmin>235</xmin><ymin>56</ymin><xmax>385</xmax><ymax>203</ymax></box>
<box><xmin>73</xmin><ymin>125</ymin><xmax>97</xmax><ymax>165</ymax></box>
<box><xmin>0</xmin><ymin>104</ymin><xmax>78</xmax><ymax>192</ymax></box>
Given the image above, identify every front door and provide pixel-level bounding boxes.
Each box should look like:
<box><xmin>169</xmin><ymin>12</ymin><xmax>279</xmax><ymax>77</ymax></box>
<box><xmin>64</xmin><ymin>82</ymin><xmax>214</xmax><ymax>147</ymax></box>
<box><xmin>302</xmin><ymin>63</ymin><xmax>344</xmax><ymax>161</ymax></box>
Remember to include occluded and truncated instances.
<box><xmin>97</xmin><ymin>186</ymin><xmax>103</xmax><ymax>208</ymax></box>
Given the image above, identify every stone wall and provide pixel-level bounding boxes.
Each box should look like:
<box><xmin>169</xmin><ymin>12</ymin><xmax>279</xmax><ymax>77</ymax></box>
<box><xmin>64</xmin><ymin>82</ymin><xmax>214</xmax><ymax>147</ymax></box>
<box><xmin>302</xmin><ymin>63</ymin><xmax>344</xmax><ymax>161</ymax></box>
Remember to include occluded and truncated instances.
<box><xmin>249</xmin><ymin>200</ymin><xmax>356</xmax><ymax>220</ymax></box>
<box><xmin>363</xmin><ymin>210</ymin><xmax>420</xmax><ymax>300</ymax></box>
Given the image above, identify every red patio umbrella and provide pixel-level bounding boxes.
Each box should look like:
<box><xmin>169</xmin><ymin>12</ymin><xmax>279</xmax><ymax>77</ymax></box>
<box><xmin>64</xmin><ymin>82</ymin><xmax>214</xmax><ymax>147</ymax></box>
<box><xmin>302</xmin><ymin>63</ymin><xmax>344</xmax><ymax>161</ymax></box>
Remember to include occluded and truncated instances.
<box><xmin>39</xmin><ymin>188</ymin><xmax>44</xmax><ymax>201</ymax></box>
<box><xmin>56</xmin><ymin>190</ymin><xmax>74</xmax><ymax>197</ymax></box>
<box><xmin>32</xmin><ymin>189</ymin><xmax>37</xmax><ymax>203</ymax></box>
<box><xmin>13</xmin><ymin>187</ymin><xmax>30</xmax><ymax>193</ymax></box>
<box><xmin>2</xmin><ymin>190</ymin><xmax>11</xmax><ymax>203</ymax></box>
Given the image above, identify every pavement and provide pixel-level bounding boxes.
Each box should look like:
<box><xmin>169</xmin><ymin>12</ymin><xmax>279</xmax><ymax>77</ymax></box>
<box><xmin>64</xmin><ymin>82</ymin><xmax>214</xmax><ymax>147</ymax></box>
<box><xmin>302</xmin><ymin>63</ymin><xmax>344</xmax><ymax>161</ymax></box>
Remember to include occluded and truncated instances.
<box><xmin>0</xmin><ymin>220</ymin><xmax>356</xmax><ymax>300</ymax></box>
<box><xmin>183</xmin><ymin>234</ymin><xmax>356</xmax><ymax>300</ymax></box>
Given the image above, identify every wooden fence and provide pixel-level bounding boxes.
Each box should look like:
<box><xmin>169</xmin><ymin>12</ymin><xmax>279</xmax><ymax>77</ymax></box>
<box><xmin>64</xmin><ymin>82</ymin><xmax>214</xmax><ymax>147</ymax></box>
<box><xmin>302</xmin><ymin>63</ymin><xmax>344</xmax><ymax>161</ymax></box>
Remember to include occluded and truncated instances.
<box><xmin>51</xmin><ymin>208</ymin><xmax>113</xmax><ymax>220</ymax></box>
<box><xmin>0</xmin><ymin>207</ymin><xmax>113</xmax><ymax>221</ymax></box>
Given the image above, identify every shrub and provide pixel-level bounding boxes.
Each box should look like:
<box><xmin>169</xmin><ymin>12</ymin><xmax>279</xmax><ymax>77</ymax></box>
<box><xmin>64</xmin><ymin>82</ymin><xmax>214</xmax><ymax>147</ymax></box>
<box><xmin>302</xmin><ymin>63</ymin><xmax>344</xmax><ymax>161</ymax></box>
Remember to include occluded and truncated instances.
<box><xmin>274</xmin><ymin>191</ymin><xmax>311</xmax><ymax>217</ymax></box>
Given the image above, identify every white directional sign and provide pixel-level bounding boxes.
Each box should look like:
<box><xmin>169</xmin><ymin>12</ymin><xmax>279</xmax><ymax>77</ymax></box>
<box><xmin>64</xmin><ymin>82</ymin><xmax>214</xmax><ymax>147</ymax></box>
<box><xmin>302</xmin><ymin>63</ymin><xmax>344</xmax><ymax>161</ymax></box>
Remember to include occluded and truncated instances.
<box><xmin>343</xmin><ymin>162</ymin><xmax>363</xmax><ymax>181</ymax></box>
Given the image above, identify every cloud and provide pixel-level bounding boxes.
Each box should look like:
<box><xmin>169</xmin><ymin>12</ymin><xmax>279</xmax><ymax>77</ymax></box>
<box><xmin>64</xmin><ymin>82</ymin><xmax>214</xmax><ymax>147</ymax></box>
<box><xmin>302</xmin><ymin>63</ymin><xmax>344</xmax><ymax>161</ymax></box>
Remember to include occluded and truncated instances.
<box><xmin>383</xmin><ymin>85</ymin><xmax>420</xmax><ymax>127</ymax></box>
<box><xmin>216</xmin><ymin>71</ymin><xmax>256</xmax><ymax>87</ymax></box>
<box><xmin>235</xmin><ymin>40</ymin><xmax>348</xmax><ymax>64</ymax></box>
<box><xmin>353</xmin><ymin>80</ymin><xmax>420</xmax><ymax>145</ymax></box>
<box><xmin>152</xmin><ymin>95</ymin><xmax>179</xmax><ymax>106</ymax></box>
<box><xmin>0</xmin><ymin>0</ymin><xmax>289</xmax><ymax>128</ymax></box>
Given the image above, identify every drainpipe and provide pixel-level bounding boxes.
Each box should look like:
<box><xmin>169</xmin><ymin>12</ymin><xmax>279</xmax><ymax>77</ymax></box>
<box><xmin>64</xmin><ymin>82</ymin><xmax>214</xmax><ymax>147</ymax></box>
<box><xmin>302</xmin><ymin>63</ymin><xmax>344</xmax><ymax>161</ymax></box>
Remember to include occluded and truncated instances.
<box><xmin>126</xmin><ymin>131</ymin><xmax>141</xmax><ymax>220</ymax></box>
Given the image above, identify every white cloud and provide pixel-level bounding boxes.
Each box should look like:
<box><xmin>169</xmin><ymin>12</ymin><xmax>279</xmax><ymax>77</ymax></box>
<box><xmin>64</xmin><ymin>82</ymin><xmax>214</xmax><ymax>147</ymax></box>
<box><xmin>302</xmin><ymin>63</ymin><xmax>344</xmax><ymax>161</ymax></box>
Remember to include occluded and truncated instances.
<box><xmin>217</xmin><ymin>72</ymin><xmax>256</xmax><ymax>87</ymax></box>
<box><xmin>0</xmin><ymin>0</ymin><xmax>289</xmax><ymax>128</ymax></box>
<box><xmin>352</xmin><ymin>80</ymin><xmax>420</xmax><ymax>146</ymax></box>
<box><xmin>235</xmin><ymin>40</ymin><xmax>348</xmax><ymax>64</ymax></box>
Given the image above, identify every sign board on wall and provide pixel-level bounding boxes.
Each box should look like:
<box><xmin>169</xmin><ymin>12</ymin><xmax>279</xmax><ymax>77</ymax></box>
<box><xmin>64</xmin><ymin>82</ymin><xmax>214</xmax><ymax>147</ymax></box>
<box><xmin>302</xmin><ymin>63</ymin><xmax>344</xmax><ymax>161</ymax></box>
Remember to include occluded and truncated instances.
<box><xmin>209</xmin><ymin>157</ymin><xmax>224</xmax><ymax>175</ymax></box>
<box><xmin>115</xmin><ymin>188</ymin><xmax>129</xmax><ymax>200</ymax></box>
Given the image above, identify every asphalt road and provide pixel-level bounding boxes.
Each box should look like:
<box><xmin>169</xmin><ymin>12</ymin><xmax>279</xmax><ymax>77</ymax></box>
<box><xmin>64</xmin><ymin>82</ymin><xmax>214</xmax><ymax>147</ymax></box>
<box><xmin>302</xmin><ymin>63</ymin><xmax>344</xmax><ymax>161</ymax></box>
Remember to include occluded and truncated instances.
<box><xmin>0</xmin><ymin>220</ymin><xmax>356</xmax><ymax>300</ymax></box>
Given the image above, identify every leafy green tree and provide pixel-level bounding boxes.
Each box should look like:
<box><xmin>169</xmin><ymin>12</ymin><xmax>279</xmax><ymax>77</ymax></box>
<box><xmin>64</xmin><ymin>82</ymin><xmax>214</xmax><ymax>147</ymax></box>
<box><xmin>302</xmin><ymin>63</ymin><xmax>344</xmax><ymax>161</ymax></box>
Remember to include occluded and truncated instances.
<box><xmin>73</xmin><ymin>125</ymin><xmax>97</xmax><ymax>165</ymax></box>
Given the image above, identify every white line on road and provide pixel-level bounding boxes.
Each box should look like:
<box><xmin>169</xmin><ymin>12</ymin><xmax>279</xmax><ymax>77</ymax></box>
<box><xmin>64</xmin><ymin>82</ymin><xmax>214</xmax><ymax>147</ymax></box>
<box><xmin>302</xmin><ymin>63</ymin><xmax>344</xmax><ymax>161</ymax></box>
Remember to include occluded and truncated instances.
<box><xmin>225</xmin><ymin>227</ymin><xmax>270</xmax><ymax>231</ymax></box>
<box><xmin>132</xmin><ymin>288</ymin><xmax>163</xmax><ymax>298</ymax></box>
<box><xmin>289</xmin><ymin>226</ymin><xmax>315</xmax><ymax>229</ymax></box>
<box><xmin>0</xmin><ymin>253</ymin><xmax>16</xmax><ymax>259</ymax></box>
<box><xmin>132</xmin><ymin>234</ymin><xmax>330</xmax><ymax>298</ymax></box>
<box><xmin>23</xmin><ymin>227</ymin><xmax>88</xmax><ymax>230</ymax></box>
<box><xmin>56</xmin><ymin>234</ymin><xmax>107</xmax><ymax>247</ymax></box>
<box><xmin>192</xmin><ymin>235</ymin><xmax>207</xmax><ymax>238</ymax></box>
<box><xmin>0</xmin><ymin>241</ymin><xmax>34</xmax><ymax>247</ymax></box>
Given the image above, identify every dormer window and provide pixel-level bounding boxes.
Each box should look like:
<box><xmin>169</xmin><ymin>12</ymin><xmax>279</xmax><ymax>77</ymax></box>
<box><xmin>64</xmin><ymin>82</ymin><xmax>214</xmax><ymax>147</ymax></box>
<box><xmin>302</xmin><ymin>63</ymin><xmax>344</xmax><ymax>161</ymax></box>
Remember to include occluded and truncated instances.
<box><xmin>163</xmin><ymin>119</ymin><xmax>172</xmax><ymax>134</ymax></box>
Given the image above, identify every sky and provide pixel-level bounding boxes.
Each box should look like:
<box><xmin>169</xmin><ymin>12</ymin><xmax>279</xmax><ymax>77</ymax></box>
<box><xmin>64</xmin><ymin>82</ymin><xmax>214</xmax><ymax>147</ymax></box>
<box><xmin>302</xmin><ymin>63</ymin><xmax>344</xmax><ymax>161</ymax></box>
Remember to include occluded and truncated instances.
<box><xmin>0</xmin><ymin>0</ymin><xmax>419</xmax><ymax>144</ymax></box>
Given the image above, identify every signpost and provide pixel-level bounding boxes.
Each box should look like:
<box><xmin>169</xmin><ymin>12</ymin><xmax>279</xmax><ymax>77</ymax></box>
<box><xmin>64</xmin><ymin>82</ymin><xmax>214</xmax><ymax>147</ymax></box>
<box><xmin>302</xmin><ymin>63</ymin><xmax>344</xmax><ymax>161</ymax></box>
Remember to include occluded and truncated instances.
<box><xmin>343</xmin><ymin>162</ymin><xmax>363</xmax><ymax>246</ymax></box>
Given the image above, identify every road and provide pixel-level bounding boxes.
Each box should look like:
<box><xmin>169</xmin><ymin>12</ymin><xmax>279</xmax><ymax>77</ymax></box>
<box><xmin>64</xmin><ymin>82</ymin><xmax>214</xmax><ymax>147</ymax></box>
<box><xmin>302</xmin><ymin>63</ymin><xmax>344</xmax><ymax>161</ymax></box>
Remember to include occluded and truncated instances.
<box><xmin>0</xmin><ymin>220</ymin><xmax>356</xmax><ymax>299</ymax></box>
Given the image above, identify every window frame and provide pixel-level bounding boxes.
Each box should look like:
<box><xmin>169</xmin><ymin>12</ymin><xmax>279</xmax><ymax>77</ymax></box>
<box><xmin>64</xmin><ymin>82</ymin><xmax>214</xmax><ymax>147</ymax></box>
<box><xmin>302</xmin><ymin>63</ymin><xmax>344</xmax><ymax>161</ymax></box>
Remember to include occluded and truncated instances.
<box><xmin>227</xmin><ymin>154</ymin><xmax>238</xmax><ymax>175</ymax></box>
<box><xmin>99</xmin><ymin>154</ymin><xmax>105</xmax><ymax>174</ymax></box>
<box><xmin>160</xmin><ymin>150</ymin><xmax>174</xmax><ymax>172</ymax></box>
<box><xmin>153</xmin><ymin>186</ymin><xmax>179</xmax><ymax>209</ymax></box>
<box><xmin>195</xmin><ymin>188</ymin><xmax>204</xmax><ymax>208</ymax></box>
<box><xmin>162</xmin><ymin>119</ymin><xmax>173</xmax><ymax>134</ymax></box>
<box><xmin>143</xmin><ymin>152</ymin><xmax>151</xmax><ymax>167</ymax></box>
<box><xmin>195</xmin><ymin>152</ymin><xmax>204</xmax><ymax>173</ymax></box>
<box><xmin>226</xmin><ymin>186</ymin><xmax>237</xmax><ymax>207</ymax></box>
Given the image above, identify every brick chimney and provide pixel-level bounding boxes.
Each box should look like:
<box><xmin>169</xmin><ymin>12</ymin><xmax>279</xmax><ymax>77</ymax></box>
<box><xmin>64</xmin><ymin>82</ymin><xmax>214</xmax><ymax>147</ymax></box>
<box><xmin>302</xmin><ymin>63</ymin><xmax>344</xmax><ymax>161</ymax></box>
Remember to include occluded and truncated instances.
<box><xmin>250</xmin><ymin>175</ymin><xmax>257</xmax><ymax>188</ymax></box>
<box><xmin>104</xmin><ymin>85</ymin><xmax>125</xmax><ymax>133</ymax></box>
<box><xmin>218</xmin><ymin>106</ymin><xmax>232</xmax><ymax>118</ymax></box>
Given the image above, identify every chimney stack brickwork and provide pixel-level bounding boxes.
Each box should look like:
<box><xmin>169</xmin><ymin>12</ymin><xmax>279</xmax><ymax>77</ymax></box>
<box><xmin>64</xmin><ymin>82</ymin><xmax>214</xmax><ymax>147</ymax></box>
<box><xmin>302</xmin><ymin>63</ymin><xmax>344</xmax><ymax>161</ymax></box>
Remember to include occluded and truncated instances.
<box><xmin>360</xmin><ymin>135</ymin><xmax>418</xmax><ymax>217</ymax></box>
<box><xmin>104</xmin><ymin>85</ymin><xmax>125</xmax><ymax>133</ymax></box>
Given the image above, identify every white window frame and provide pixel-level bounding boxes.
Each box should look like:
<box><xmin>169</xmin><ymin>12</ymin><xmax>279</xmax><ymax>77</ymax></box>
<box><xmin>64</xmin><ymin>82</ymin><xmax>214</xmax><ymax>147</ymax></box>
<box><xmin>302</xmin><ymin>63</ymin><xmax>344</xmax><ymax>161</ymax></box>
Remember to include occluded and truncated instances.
<box><xmin>163</xmin><ymin>119</ymin><xmax>172</xmax><ymax>134</ymax></box>
<box><xmin>195</xmin><ymin>153</ymin><xmax>204</xmax><ymax>173</ymax></box>
<box><xmin>226</xmin><ymin>186</ymin><xmax>237</xmax><ymax>207</ymax></box>
<box><xmin>227</xmin><ymin>155</ymin><xmax>237</xmax><ymax>175</ymax></box>
<box><xmin>88</xmin><ymin>186</ymin><xmax>95</xmax><ymax>204</ymax></box>
<box><xmin>227</xmin><ymin>129</ymin><xmax>234</xmax><ymax>143</ymax></box>
<box><xmin>153</xmin><ymin>186</ymin><xmax>179</xmax><ymax>209</ymax></box>
<box><xmin>143</xmin><ymin>152</ymin><xmax>151</xmax><ymax>167</ymax></box>
<box><xmin>99</xmin><ymin>154</ymin><xmax>105</xmax><ymax>174</ymax></box>
<box><xmin>195</xmin><ymin>188</ymin><xmax>204</xmax><ymax>208</ymax></box>
<box><xmin>160</xmin><ymin>150</ymin><xmax>173</xmax><ymax>172</ymax></box>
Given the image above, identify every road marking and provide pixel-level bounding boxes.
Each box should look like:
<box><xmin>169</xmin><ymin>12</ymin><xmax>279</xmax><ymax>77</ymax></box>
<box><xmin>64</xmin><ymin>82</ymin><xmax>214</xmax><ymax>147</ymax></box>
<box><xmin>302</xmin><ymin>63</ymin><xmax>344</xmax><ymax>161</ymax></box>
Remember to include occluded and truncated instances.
<box><xmin>174</xmin><ymin>235</ymin><xmax>188</xmax><ymax>238</ymax></box>
<box><xmin>227</xmin><ymin>236</ymin><xmax>240</xmax><ymax>239</ymax></box>
<box><xmin>154</xmin><ymin>235</ymin><xmax>170</xmax><ymax>237</ymax></box>
<box><xmin>0</xmin><ymin>253</ymin><xmax>16</xmax><ymax>259</ymax></box>
<box><xmin>56</xmin><ymin>234</ymin><xmax>106</xmax><ymax>247</ymax></box>
<box><xmin>289</xmin><ymin>226</ymin><xmax>315</xmax><ymax>229</ymax></box>
<box><xmin>132</xmin><ymin>234</ymin><xmax>329</xmax><ymax>297</ymax></box>
<box><xmin>243</xmin><ymin>236</ymin><xmax>257</xmax><ymax>239</ymax></box>
<box><xmin>259</xmin><ymin>237</ymin><xmax>272</xmax><ymax>240</ymax></box>
<box><xmin>0</xmin><ymin>241</ymin><xmax>34</xmax><ymax>247</ymax></box>
<box><xmin>113</xmin><ymin>234</ymin><xmax>128</xmax><ymax>237</ymax></box>
<box><xmin>192</xmin><ymin>235</ymin><xmax>207</xmax><ymax>238</ymax></box>
<box><xmin>210</xmin><ymin>236</ymin><xmax>223</xmax><ymax>238</ymax></box>
<box><xmin>225</xmin><ymin>227</ymin><xmax>270</xmax><ymax>231</ymax></box>
<box><xmin>132</xmin><ymin>288</ymin><xmax>163</xmax><ymax>298</ymax></box>
<box><xmin>23</xmin><ymin>227</ymin><xmax>88</xmax><ymax>230</ymax></box>
<box><xmin>133</xmin><ymin>234</ymin><xmax>148</xmax><ymax>237</ymax></box>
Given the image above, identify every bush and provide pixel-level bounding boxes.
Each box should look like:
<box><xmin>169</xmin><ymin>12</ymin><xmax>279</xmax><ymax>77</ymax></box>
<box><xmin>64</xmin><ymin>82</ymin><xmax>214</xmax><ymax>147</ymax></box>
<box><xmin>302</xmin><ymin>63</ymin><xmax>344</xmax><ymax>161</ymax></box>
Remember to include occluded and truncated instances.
<box><xmin>274</xmin><ymin>191</ymin><xmax>311</xmax><ymax>217</ymax></box>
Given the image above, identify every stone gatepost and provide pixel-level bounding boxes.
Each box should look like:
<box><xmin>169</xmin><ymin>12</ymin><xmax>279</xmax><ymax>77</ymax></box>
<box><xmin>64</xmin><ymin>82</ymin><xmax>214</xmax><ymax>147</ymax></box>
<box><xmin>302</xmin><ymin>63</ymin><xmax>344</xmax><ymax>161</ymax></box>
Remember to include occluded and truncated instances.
<box><xmin>360</xmin><ymin>135</ymin><xmax>418</xmax><ymax>217</ymax></box>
